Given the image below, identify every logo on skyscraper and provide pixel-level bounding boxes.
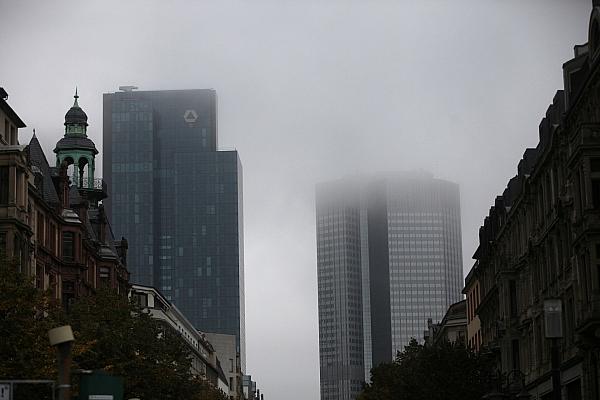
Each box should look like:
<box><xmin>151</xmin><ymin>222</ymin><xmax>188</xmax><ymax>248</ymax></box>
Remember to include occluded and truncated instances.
<box><xmin>184</xmin><ymin>109</ymin><xmax>198</xmax><ymax>126</ymax></box>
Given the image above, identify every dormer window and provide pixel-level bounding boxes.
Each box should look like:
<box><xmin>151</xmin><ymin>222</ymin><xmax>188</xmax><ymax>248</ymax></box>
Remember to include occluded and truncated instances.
<box><xmin>0</xmin><ymin>166</ymin><xmax>8</xmax><ymax>204</ymax></box>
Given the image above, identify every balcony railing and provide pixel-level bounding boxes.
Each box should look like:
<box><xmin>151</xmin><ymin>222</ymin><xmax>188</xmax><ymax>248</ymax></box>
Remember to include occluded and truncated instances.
<box><xmin>74</xmin><ymin>176</ymin><xmax>107</xmax><ymax>192</ymax></box>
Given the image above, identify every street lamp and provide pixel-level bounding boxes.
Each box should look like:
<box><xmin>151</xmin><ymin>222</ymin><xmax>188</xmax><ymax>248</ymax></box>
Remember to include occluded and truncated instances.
<box><xmin>48</xmin><ymin>325</ymin><xmax>74</xmax><ymax>400</ymax></box>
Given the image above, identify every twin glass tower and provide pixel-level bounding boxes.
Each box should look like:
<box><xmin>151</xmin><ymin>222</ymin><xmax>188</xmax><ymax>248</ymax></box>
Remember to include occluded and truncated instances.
<box><xmin>103</xmin><ymin>88</ymin><xmax>245</xmax><ymax>370</ymax></box>
<box><xmin>316</xmin><ymin>172</ymin><xmax>463</xmax><ymax>400</ymax></box>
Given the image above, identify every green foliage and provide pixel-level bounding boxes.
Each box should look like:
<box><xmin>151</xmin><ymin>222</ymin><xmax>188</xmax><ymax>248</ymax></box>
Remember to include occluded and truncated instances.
<box><xmin>0</xmin><ymin>256</ymin><xmax>58</xmax><ymax>400</ymax></box>
<box><xmin>66</xmin><ymin>289</ymin><xmax>228</xmax><ymax>400</ymax></box>
<box><xmin>0</xmin><ymin>257</ymin><xmax>227</xmax><ymax>400</ymax></box>
<box><xmin>0</xmin><ymin>257</ymin><xmax>57</xmax><ymax>380</ymax></box>
<box><xmin>358</xmin><ymin>338</ymin><xmax>494</xmax><ymax>400</ymax></box>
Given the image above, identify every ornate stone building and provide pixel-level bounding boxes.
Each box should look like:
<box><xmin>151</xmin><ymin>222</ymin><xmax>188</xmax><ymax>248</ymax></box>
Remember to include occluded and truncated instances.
<box><xmin>464</xmin><ymin>5</ymin><xmax>600</xmax><ymax>399</ymax></box>
<box><xmin>0</xmin><ymin>87</ymin><xmax>29</xmax><ymax>270</ymax></box>
<box><xmin>423</xmin><ymin>300</ymin><xmax>467</xmax><ymax>347</ymax></box>
<box><xmin>0</xmin><ymin>88</ymin><xmax>129</xmax><ymax>305</ymax></box>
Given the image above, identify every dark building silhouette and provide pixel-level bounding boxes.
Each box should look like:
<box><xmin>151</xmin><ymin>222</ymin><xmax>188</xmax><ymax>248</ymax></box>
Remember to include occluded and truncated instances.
<box><xmin>103</xmin><ymin>88</ymin><xmax>245</xmax><ymax>370</ymax></box>
<box><xmin>464</xmin><ymin>5</ymin><xmax>600</xmax><ymax>399</ymax></box>
<box><xmin>316</xmin><ymin>172</ymin><xmax>463</xmax><ymax>400</ymax></box>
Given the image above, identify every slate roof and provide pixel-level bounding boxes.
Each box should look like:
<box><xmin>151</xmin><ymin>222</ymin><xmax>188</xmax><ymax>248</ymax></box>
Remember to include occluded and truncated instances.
<box><xmin>84</xmin><ymin>215</ymin><xmax>97</xmax><ymax>242</ymax></box>
<box><xmin>54</xmin><ymin>136</ymin><xmax>98</xmax><ymax>154</ymax></box>
<box><xmin>68</xmin><ymin>185</ymin><xmax>83</xmax><ymax>206</ymax></box>
<box><xmin>28</xmin><ymin>135</ymin><xmax>60</xmax><ymax>205</ymax></box>
<box><xmin>0</xmin><ymin>91</ymin><xmax>26</xmax><ymax>128</ymax></box>
<box><xmin>443</xmin><ymin>300</ymin><xmax>467</xmax><ymax>322</ymax></box>
<box><xmin>64</xmin><ymin>105</ymin><xmax>88</xmax><ymax>126</ymax></box>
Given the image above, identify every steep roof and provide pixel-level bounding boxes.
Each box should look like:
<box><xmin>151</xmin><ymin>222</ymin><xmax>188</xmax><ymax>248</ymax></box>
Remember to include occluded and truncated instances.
<box><xmin>0</xmin><ymin>89</ymin><xmax>26</xmax><ymax>128</ymax></box>
<box><xmin>68</xmin><ymin>185</ymin><xmax>83</xmax><ymax>206</ymax></box>
<box><xmin>28</xmin><ymin>134</ymin><xmax>60</xmax><ymax>205</ymax></box>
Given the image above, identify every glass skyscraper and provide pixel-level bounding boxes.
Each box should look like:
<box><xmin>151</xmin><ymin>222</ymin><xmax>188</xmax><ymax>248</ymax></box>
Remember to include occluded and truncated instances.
<box><xmin>103</xmin><ymin>88</ymin><xmax>245</xmax><ymax>370</ymax></box>
<box><xmin>316</xmin><ymin>172</ymin><xmax>462</xmax><ymax>400</ymax></box>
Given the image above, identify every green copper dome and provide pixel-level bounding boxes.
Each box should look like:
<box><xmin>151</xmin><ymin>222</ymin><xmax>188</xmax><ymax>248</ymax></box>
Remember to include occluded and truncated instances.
<box><xmin>64</xmin><ymin>89</ymin><xmax>88</xmax><ymax>127</ymax></box>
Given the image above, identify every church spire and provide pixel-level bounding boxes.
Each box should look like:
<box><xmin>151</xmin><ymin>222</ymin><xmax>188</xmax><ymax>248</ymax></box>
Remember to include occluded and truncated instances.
<box><xmin>73</xmin><ymin>87</ymin><xmax>79</xmax><ymax>108</ymax></box>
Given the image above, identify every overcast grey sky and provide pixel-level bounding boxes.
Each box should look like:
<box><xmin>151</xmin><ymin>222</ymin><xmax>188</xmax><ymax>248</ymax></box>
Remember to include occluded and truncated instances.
<box><xmin>0</xmin><ymin>0</ymin><xmax>593</xmax><ymax>399</ymax></box>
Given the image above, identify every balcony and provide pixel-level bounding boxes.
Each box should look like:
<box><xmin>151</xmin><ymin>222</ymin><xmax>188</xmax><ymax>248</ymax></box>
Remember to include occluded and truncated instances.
<box><xmin>74</xmin><ymin>176</ymin><xmax>108</xmax><ymax>200</ymax></box>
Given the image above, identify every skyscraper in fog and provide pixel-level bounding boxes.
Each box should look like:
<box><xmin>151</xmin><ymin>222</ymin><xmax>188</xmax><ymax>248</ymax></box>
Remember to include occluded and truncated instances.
<box><xmin>316</xmin><ymin>172</ymin><xmax>463</xmax><ymax>400</ymax></box>
<box><xmin>103</xmin><ymin>88</ymin><xmax>245</xmax><ymax>370</ymax></box>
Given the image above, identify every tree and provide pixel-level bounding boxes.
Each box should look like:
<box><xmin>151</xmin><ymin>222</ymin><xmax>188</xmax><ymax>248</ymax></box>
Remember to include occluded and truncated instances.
<box><xmin>0</xmin><ymin>255</ymin><xmax>58</xmax><ymax>399</ymax></box>
<box><xmin>66</xmin><ymin>289</ymin><xmax>228</xmax><ymax>400</ymax></box>
<box><xmin>0</xmin><ymin>254</ymin><xmax>228</xmax><ymax>400</ymax></box>
<box><xmin>358</xmin><ymin>339</ymin><xmax>495</xmax><ymax>400</ymax></box>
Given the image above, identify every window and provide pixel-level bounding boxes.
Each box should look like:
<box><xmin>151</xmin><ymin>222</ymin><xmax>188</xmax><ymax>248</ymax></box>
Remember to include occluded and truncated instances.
<box><xmin>99</xmin><ymin>267</ymin><xmax>110</xmax><ymax>287</ymax></box>
<box><xmin>565</xmin><ymin>296</ymin><xmax>575</xmax><ymax>343</ymax></box>
<box><xmin>592</xmin><ymin>179</ymin><xmax>600</xmax><ymax>209</ymax></box>
<box><xmin>566</xmin><ymin>379</ymin><xmax>582</xmax><ymax>400</ymax></box>
<box><xmin>511</xmin><ymin>339</ymin><xmax>520</xmax><ymax>371</ymax></box>
<box><xmin>37</xmin><ymin>212</ymin><xmax>45</xmax><ymax>245</ymax></box>
<box><xmin>509</xmin><ymin>280</ymin><xmax>518</xmax><ymax>316</ymax></box>
<box><xmin>48</xmin><ymin>223</ymin><xmax>57</xmax><ymax>254</ymax></box>
<box><xmin>0</xmin><ymin>166</ymin><xmax>9</xmax><ymax>204</ymax></box>
<box><xmin>14</xmin><ymin>234</ymin><xmax>24</xmax><ymax>272</ymax></box>
<box><xmin>133</xmin><ymin>292</ymin><xmax>148</xmax><ymax>307</ymax></box>
<box><xmin>590</xmin><ymin>159</ymin><xmax>600</xmax><ymax>210</ymax></box>
<box><xmin>49</xmin><ymin>273</ymin><xmax>57</xmax><ymax>298</ymax></box>
<box><xmin>0</xmin><ymin>232</ymin><xmax>6</xmax><ymax>256</ymax></box>
<box><xmin>535</xmin><ymin>322</ymin><xmax>543</xmax><ymax>366</ymax></box>
<box><xmin>63</xmin><ymin>232</ymin><xmax>74</xmax><ymax>262</ymax></box>
<box><xmin>10</xmin><ymin>125</ymin><xmax>16</xmax><ymax>145</ymax></box>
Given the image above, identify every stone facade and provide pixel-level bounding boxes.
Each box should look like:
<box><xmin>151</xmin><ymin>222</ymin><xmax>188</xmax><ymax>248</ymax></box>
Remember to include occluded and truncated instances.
<box><xmin>0</xmin><ymin>88</ymin><xmax>30</xmax><ymax>272</ymax></box>
<box><xmin>130</xmin><ymin>284</ymin><xmax>229</xmax><ymax>392</ymax></box>
<box><xmin>205</xmin><ymin>332</ymin><xmax>244</xmax><ymax>400</ymax></box>
<box><xmin>464</xmin><ymin>6</ymin><xmax>600</xmax><ymax>399</ymax></box>
<box><xmin>0</xmin><ymin>88</ymin><xmax>129</xmax><ymax>306</ymax></box>
<box><xmin>424</xmin><ymin>300</ymin><xmax>467</xmax><ymax>347</ymax></box>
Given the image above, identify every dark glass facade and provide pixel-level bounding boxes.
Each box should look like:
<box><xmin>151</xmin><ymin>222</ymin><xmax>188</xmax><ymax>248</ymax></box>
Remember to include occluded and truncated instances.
<box><xmin>103</xmin><ymin>89</ymin><xmax>245</xmax><ymax>370</ymax></box>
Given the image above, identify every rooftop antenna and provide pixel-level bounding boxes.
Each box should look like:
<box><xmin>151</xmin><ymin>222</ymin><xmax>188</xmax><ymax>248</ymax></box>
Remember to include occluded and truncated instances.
<box><xmin>118</xmin><ymin>85</ymin><xmax>138</xmax><ymax>92</ymax></box>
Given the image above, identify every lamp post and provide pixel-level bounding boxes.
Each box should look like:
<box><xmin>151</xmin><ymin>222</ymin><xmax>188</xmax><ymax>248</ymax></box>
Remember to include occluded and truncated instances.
<box><xmin>48</xmin><ymin>325</ymin><xmax>74</xmax><ymax>400</ymax></box>
<box><xmin>544</xmin><ymin>299</ymin><xmax>563</xmax><ymax>400</ymax></box>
